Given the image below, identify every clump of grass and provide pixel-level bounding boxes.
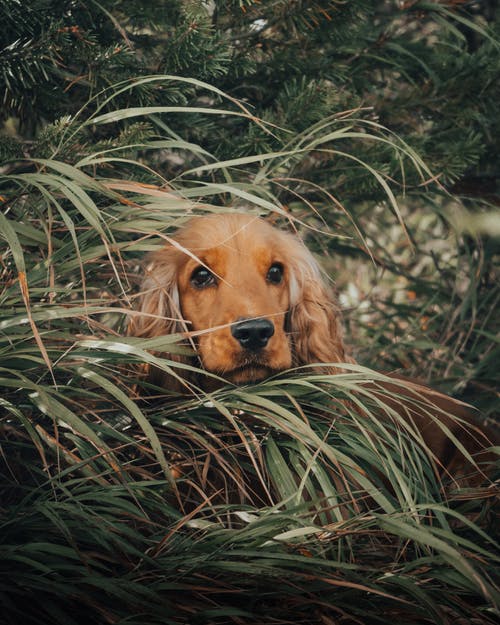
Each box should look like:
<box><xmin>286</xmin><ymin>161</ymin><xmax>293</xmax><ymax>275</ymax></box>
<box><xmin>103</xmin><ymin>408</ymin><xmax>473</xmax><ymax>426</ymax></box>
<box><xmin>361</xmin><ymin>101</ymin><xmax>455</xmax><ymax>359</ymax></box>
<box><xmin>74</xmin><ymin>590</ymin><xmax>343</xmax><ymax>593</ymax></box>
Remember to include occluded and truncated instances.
<box><xmin>1</xmin><ymin>77</ymin><xmax>498</xmax><ymax>624</ymax></box>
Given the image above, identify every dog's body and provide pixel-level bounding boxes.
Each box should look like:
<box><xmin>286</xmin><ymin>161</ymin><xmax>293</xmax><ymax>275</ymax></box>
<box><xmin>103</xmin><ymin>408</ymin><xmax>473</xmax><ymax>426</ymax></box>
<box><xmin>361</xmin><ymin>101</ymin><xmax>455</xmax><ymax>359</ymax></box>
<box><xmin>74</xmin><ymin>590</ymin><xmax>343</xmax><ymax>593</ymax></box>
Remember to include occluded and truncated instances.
<box><xmin>129</xmin><ymin>213</ymin><xmax>497</xmax><ymax>480</ymax></box>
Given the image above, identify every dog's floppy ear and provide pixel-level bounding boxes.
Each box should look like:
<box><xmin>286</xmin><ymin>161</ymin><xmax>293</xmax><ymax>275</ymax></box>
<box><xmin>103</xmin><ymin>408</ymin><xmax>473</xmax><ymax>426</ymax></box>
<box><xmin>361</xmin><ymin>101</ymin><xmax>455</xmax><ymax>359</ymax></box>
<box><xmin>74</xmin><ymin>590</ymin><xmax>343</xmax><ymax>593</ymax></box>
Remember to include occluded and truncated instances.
<box><xmin>128</xmin><ymin>247</ymin><xmax>182</xmax><ymax>339</ymax></box>
<box><xmin>128</xmin><ymin>247</ymin><xmax>192</xmax><ymax>390</ymax></box>
<box><xmin>287</xmin><ymin>242</ymin><xmax>350</xmax><ymax>368</ymax></box>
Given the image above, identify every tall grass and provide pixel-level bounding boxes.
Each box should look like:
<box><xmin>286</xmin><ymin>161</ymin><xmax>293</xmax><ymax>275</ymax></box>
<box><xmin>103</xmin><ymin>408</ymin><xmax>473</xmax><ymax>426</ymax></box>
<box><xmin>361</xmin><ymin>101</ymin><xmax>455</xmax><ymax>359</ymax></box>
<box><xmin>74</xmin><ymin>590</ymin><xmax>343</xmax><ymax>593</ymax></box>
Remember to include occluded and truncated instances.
<box><xmin>1</xmin><ymin>77</ymin><xmax>498</xmax><ymax>624</ymax></box>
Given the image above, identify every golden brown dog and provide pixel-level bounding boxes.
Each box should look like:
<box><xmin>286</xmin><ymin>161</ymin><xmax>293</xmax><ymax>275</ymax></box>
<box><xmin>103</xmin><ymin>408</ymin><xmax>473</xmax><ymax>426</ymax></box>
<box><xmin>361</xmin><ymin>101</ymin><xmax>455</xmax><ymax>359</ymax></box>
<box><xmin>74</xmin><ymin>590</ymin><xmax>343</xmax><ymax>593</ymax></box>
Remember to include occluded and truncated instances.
<box><xmin>129</xmin><ymin>213</ymin><xmax>349</xmax><ymax>384</ymax></box>
<box><xmin>129</xmin><ymin>213</ymin><xmax>497</xmax><ymax>478</ymax></box>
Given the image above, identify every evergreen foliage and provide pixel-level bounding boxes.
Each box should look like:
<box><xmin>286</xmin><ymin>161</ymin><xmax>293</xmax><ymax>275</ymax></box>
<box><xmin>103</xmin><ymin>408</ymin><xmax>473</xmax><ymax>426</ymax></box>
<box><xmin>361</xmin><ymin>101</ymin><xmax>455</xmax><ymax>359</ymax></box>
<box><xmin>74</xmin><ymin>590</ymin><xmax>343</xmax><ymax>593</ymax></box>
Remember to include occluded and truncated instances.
<box><xmin>1</xmin><ymin>0</ymin><xmax>499</xmax><ymax>190</ymax></box>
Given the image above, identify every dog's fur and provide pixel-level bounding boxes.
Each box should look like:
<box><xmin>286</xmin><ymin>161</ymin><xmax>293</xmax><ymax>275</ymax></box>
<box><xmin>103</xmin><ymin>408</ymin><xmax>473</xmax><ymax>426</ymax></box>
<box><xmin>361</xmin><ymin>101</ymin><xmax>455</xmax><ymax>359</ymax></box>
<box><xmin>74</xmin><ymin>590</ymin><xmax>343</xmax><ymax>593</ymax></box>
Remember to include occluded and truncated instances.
<box><xmin>129</xmin><ymin>213</ymin><xmax>497</xmax><ymax>479</ymax></box>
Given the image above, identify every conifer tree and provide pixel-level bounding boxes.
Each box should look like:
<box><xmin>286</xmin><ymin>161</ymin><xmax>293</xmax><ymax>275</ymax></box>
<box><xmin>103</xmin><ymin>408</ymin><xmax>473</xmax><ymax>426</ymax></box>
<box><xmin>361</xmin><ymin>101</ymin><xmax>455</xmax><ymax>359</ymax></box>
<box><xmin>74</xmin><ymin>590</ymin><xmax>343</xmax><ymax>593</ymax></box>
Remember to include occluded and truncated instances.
<box><xmin>2</xmin><ymin>0</ymin><xmax>498</xmax><ymax>190</ymax></box>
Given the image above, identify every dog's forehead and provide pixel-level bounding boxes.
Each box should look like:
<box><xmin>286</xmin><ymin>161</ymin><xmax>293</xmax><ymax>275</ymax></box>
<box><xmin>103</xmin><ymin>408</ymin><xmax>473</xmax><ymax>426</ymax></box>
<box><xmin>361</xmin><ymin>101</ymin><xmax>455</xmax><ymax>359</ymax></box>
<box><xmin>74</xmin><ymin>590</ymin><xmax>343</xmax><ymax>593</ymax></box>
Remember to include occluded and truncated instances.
<box><xmin>175</xmin><ymin>214</ymin><xmax>283</xmax><ymax>257</ymax></box>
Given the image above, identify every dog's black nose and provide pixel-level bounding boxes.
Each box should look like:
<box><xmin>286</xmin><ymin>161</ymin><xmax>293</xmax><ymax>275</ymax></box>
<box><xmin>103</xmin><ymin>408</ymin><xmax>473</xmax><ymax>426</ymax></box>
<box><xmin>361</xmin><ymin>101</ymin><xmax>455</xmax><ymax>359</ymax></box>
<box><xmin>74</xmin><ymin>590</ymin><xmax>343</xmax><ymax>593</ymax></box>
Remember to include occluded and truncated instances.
<box><xmin>231</xmin><ymin>318</ymin><xmax>275</xmax><ymax>351</ymax></box>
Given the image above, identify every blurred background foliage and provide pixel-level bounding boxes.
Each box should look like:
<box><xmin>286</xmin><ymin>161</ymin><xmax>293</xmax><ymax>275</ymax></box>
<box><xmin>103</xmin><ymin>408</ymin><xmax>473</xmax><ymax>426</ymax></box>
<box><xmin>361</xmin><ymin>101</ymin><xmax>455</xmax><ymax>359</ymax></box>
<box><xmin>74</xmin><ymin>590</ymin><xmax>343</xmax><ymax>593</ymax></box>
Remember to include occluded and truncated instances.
<box><xmin>1</xmin><ymin>1</ymin><xmax>499</xmax><ymax>623</ymax></box>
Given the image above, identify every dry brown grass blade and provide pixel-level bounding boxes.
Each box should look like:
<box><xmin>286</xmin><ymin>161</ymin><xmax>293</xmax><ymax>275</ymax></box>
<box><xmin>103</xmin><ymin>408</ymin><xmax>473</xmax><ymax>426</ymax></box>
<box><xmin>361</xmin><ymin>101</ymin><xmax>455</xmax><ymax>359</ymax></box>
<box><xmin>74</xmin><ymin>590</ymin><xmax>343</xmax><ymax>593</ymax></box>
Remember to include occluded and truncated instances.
<box><xmin>18</xmin><ymin>270</ymin><xmax>56</xmax><ymax>386</ymax></box>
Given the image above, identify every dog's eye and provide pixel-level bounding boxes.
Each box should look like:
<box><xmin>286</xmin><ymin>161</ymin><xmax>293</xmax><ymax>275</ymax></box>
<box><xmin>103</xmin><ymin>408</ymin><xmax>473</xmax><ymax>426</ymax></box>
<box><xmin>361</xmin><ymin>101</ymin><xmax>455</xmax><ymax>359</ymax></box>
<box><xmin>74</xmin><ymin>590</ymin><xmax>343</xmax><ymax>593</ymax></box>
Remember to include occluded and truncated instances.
<box><xmin>190</xmin><ymin>266</ymin><xmax>216</xmax><ymax>288</ymax></box>
<box><xmin>267</xmin><ymin>263</ymin><xmax>284</xmax><ymax>284</ymax></box>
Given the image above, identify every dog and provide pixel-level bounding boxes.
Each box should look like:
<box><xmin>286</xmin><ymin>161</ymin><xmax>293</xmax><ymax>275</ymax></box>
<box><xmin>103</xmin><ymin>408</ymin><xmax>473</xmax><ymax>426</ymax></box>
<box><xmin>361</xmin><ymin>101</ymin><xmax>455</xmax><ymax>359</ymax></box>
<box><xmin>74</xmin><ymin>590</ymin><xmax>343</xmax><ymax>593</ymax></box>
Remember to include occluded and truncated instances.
<box><xmin>128</xmin><ymin>212</ymin><xmax>497</xmax><ymax>481</ymax></box>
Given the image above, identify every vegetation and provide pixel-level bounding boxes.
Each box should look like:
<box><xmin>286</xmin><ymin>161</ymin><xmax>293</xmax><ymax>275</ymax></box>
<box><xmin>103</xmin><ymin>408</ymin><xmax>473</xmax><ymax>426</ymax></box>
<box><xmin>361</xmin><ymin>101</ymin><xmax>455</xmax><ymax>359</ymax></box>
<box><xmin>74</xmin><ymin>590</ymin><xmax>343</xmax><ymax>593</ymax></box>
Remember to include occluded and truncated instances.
<box><xmin>1</xmin><ymin>1</ymin><xmax>499</xmax><ymax>623</ymax></box>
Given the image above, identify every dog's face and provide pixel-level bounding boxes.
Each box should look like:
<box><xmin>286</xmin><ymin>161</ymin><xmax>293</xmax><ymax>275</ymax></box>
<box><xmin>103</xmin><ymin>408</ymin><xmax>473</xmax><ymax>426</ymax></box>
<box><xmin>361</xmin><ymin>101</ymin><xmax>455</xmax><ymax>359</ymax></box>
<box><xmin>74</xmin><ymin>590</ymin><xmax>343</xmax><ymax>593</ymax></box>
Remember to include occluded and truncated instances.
<box><xmin>176</xmin><ymin>218</ymin><xmax>293</xmax><ymax>383</ymax></box>
<box><xmin>130</xmin><ymin>212</ymin><xmax>348</xmax><ymax>388</ymax></box>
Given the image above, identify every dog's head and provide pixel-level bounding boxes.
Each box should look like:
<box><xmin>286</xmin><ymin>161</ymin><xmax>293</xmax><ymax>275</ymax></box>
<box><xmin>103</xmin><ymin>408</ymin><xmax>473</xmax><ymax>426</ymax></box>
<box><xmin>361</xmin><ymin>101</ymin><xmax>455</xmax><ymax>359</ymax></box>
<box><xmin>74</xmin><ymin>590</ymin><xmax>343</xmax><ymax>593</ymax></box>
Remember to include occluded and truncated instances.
<box><xmin>129</xmin><ymin>213</ymin><xmax>349</xmax><ymax>388</ymax></box>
